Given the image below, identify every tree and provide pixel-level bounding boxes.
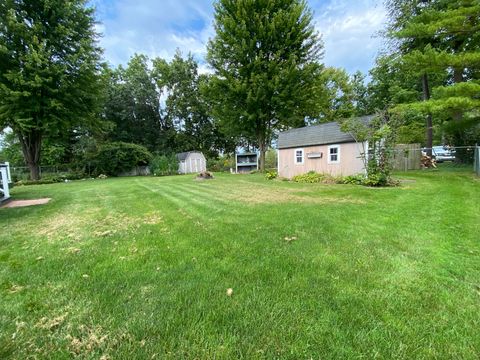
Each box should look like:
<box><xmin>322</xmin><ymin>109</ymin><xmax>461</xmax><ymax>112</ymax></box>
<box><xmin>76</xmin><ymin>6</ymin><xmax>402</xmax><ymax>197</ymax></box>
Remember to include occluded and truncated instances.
<box><xmin>0</xmin><ymin>130</ymin><xmax>23</xmax><ymax>165</ymax></box>
<box><xmin>386</xmin><ymin>0</ymin><xmax>480</xmax><ymax>160</ymax></box>
<box><xmin>350</xmin><ymin>71</ymin><xmax>372</xmax><ymax>116</ymax></box>
<box><xmin>103</xmin><ymin>55</ymin><xmax>167</xmax><ymax>152</ymax></box>
<box><xmin>207</xmin><ymin>0</ymin><xmax>323</xmax><ymax>170</ymax></box>
<box><xmin>341</xmin><ymin>112</ymin><xmax>399</xmax><ymax>186</ymax></box>
<box><xmin>315</xmin><ymin>67</ymin><xmax>355</xmax><ymax>123</ymax></box>
<box><xmin>153</xmin><ymin>52</ymin><xmax>234</xmax><ymax>157</ymax></box>
<box><xmin>0</xmin><ymin>0</ymin><xmax>104</xmax><ymax>179</ymax></box>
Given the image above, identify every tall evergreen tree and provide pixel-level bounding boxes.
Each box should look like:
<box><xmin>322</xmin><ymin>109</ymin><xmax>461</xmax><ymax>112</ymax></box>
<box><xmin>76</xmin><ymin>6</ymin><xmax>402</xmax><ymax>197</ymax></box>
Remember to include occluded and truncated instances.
<box><xmin>0</xmin><ymin>0</ymin><xmax>104</xmax><ymax>179</ymax></box>
<box><xmin>387</xmin><ymin>0</ymin><xmax>480</xmax><ymax>159</ymax></box>
<box><xmin>207</xmin><ymin>0</ymin><xmax>323</xmax><ymax>170</ymax></box>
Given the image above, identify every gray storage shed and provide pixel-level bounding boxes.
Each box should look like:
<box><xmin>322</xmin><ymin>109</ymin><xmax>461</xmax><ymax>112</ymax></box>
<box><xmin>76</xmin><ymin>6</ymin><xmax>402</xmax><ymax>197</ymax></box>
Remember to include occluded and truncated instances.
<box><xmin>177</xmin><ymin>151</ymin><xmax>207</xmax><ymax>174</ymax></box>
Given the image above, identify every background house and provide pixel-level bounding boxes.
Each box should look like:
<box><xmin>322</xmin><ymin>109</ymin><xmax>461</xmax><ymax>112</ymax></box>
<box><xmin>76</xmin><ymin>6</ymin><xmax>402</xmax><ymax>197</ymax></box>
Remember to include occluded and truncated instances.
<box><xmin>277</xmin><ymin>120</ymin><xmax>369</xmax><ymax>178</ymax></box>
<box><xmin>176</xmin><ymin>151</ymin><xmax>207</xmax><ymax>174</ymax></box>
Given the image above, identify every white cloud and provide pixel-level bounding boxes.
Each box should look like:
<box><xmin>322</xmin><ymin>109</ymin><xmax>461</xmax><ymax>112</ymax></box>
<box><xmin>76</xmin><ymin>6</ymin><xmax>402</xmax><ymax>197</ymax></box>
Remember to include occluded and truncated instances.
<box><xmin>313</xmin><ymin>0</ymin><xmax>386</xmax><ymax>75</ymax></box>
<box><xmin>92</xmin><ymin>0</ymin><xmax>386</xmax><ymax>75</ymax></box>
<box><xmin>94</xmin><ymin>0</ymin><xmax>214</xmax><ymax>66</ymax></box>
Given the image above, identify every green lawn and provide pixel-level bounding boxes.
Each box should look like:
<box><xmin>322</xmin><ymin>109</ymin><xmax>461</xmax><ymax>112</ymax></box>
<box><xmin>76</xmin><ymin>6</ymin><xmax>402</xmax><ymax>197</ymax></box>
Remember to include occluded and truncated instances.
<box><xmin>1</xmin><ymin>169</ymin><xmax>479</xmax><ymax>359</ymax></box>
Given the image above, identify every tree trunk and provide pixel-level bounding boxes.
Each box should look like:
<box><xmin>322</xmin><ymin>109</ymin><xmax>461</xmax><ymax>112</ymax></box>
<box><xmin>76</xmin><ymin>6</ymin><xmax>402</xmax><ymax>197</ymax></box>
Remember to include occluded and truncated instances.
<box><xmin>18</xmin><ymin>130</ymin><xmax>42</xmax><ymax>180</ymax></box>
<box><xmin>421</xmin><ymin>73</ymin><xmax>433</xmax><ymax>157</ymax></box>
<box><xmin>452</xmin><ymin>67</ymin><xmax>465</xmax><ymax>162</ymax></box>
<box><xmin>258</xmin><ymin>139</ymin><xmax>266</xmax><ymax>172</ymax></box>
<box><xmin>452</xmin><ymin>67</ymin><xmax>464</xmax><ymax>123</ymax></box>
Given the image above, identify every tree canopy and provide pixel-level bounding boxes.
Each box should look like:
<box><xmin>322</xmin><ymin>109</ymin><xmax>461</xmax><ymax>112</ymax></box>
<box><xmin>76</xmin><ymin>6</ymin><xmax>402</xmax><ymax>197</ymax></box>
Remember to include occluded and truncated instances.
<box><xmin>0</xmin><ymin>0</ymin><xmax>104</xmax><ymax>179</ymax></box>
<box><xmin>207</xmin><ymin>0</ymin><xmax>324</xmax><ymax>170</ymax></box>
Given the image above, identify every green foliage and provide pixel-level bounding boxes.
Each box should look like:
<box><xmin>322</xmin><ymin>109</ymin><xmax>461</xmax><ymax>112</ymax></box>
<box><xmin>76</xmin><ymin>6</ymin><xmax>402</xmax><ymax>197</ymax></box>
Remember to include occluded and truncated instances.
<box><xmin>153</xmin><ymin>52</ymin><xmax>234</xmax><ymax>157</ymax></box>
<box><xmin>92</xmin><ymin>142</ymin><xmax>152</xmax><ymax>176</ymax></box>
<box><xmin>103</xmin><ymin>55</ymin><xmax>165</xmax><ymax>152</ymax></box>
<box><xmin>264</xmin><ymin>149</ymin><xmax>278</xmax><ymax>170</ymax></box>
<box><xmin>207</xmin><ymin>0</ymin><xmax>324</xmax><ymax>170</ymax></box>
<box><xmin>103</xmin><ymin>52</ymin><xmax>234</xmax><ymax>158</ymax></box>
<box><xmin>207</xmin><ymin>156</ymin><xmax>235</xmax><ymax>172</ymax></box>
<box><xmin>316</xmin><ymin>67</ymin><xmax>371</xmax><ymax>122</ymax></box>
<box><xmin>386</xmin><ymin>0</ymin><xmax>480</xmax><ymax>161</ymax></box>
<box><xmin>362</xmin><ymin>171</ymin><xmax>389</xmax><ymax>187</ymax></box>
<box><xmin>341</xmin><ymin>113</ymin><xmax>398</xmax><ymax>186</ymax></box>
<box><xmin>341</xmin><ymin>174</ymin><xmax>365</xmax><ymax>185</ymax></box>
<box><xmin>265</xmin><ymin>170</ymin><xmax>278</xmax><ymax>180</ymax></box>
<box><xmin>150</xmin><ymin>154</ymin><xmax>178</xmax><ymax>176</ymax></box>
<box><xmin>0</xmin><ymin>131</ymin><xmax>23</xmax><ymax>165</ymax></box>
<box><xmin>396</xmin><ymin>119</ymin><xmax>427</xmax><ymax>144</ymax></box>
<box><xmin>0</xmin><ymin>0</ymin><xmax>104</xmax><ymax>179</ymax></box>
<box><xmin>292</xmin><ymin>171</ymin><xmax>327</xmax><ymax>183</ymax></box>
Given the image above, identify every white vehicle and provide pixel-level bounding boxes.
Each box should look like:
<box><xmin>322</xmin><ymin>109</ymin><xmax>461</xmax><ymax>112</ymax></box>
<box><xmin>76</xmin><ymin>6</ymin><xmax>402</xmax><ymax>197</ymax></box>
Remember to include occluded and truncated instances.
<box><xmin>432</xmin><ymin>146</ymin><xmax>455</xmax><ymax>162</ymax></box>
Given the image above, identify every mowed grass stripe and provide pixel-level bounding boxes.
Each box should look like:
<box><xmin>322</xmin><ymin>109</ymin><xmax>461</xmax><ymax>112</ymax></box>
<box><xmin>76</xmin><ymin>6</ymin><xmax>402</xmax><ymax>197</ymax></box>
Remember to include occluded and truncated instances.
<box><xmin>134</xmin><ymin>180</ymin><xmax>214</xmax><ymax>221</ymax></box>
<box><xmin>136</xmin><ymin>180</ymin><xmax>233</xmax><ymax>219</ymax></box>
<box><xmin>1</xmin><ymin>170</ymin><xmax>479</xmax><ymax>358</ymax></box>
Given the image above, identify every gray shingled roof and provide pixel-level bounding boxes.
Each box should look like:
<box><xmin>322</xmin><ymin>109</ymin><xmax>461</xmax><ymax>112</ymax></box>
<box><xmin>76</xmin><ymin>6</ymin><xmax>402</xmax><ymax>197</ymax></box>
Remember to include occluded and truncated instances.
<box><xmin>278</xmin><ymin>116</ymin><xmax>374</xmax><ymax>149</ymax></box>
<box><xmin>176</xmin><ymin>151</ymin><xmax>204</xmax><ymax>161</ymax></box>
<box><xmin>176</xmin><ymin>152</ymin><xmax>190</xmax><ymax>161</ymax></box>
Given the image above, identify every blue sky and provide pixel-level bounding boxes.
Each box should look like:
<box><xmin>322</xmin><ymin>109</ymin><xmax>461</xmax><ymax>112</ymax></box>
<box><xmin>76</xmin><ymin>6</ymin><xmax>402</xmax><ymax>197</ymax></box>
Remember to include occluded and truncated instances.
<box><xmin>92</xmin><ymin>0</ymin><xmax>386</xmax><ymax>75</ymax></box>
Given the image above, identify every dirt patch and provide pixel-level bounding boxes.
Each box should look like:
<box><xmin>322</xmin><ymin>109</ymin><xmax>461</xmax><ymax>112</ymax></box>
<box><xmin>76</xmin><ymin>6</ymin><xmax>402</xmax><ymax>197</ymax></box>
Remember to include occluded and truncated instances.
<box><xmin>1</xmin><ymin>198</ymin><xmax>51</xmax><ymax>208</ymax></box>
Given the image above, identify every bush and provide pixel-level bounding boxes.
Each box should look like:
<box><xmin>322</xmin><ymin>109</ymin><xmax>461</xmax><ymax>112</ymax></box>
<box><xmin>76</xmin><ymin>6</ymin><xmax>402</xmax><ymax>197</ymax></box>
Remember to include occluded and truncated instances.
<box><xmin>15</xmin><ymin>179</ymin><xmax>59</xmax><ymax>186</ymax></box>
<box><xmin>92</xmin><ymin>142</ymin><xmax>152</xmax><ymax>176</ymax></box>
<box><xmin>292</xmin><ymin>171</ymin><xmax>326</xmax><ymax>183</ymax></box>
<box><xmin>362</xmin><ymin>173</ymin><xmax>388</xmax><ymax>187</ymax></box>
<box><xmin>207</xmin><ymin>156</ymin><xmax>234</xmax><ymax>172</ymax></box>
<box><xmin>342</xmin><ymin>174</ymin><xmax>365</xmax><ymax>185</ymax></box>
<box><xmin>265</xmin><ymin>170</ymin><xmax>277</xmax><ymax>180</ymax></box>
<box><xmin>150</xmin><ymin>154</ymin><xmax>178</xmax><ymax>176</ymax></box>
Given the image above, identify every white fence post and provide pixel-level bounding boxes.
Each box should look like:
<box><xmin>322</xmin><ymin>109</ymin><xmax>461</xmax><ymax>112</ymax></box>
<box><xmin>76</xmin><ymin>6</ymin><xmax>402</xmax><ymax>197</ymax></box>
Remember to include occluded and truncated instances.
<box><xmin>0</xmin><ymin>166</ymin><xmax>10</xmax><ymax>199</ymax></box>
<box><xmin>5</xmin><ymin>162</ymin><xmax>11</xmax><ymax>182</ymax></box>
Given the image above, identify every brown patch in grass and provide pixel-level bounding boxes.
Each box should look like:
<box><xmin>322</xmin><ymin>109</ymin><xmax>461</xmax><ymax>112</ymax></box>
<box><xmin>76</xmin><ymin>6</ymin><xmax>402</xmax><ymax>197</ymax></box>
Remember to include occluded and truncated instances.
<box><xmin>143</xmin><ymin>211</ymin><xmax>163</xmax><ymax>225</ymax></box>
<box><xmin>67</xmin><ymin>325</ymin><xmax>108</xmax><ymax>354</ymax></box>
<box><xmin>38</xmin><ymin>210</ymin><xmax>139</xmax><ymax>242</ymax></box>
<box><xmin>8</xmin><ymin>284</ymin><xmax>25</xmax><ymax>293</ymax></box>
<box><xmin>37</xmin><ymin>211</ymin><xmax>89</xmax><ymax>241</ymax></box>
<box><xmin>36</xmin><ymin>314</ymin><xmax>67</xmax><ymax>330</ymax></box>
<box><xmin>223</xmin><ymin>185</ymin><xmax>365</xmax><ymax>205</ymax></box>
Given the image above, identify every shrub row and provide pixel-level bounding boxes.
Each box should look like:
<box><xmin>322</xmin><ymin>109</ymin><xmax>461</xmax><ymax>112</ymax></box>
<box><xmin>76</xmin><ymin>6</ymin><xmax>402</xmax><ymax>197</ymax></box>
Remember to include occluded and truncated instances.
<box><xmin>267</xmin><ymin>170</ymin><xmax>397</xmax><ymax>187</ymax></box>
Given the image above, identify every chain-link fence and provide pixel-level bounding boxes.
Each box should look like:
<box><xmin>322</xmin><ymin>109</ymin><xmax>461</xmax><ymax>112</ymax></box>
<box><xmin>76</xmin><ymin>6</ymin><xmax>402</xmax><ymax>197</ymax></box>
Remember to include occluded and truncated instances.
<box><xmin>391</xmin><ymin>145</ymin><xmax>477</xmax><ymax>172</ymax></box>
<box><xmin>9</xmin><ymin>164</ymin><xmax>91</xmax><ymax>182</ymax></box>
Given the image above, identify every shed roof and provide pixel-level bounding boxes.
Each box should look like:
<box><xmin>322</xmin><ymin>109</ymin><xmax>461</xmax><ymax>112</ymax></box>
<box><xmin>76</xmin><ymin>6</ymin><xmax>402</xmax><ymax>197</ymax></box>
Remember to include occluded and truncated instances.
<box><xmin>176</xmin><ymin>151</ymin><xmax>204</xmax><ymax>161</ymax></box>
<box><xmin>278</xmin><ymin>115</ymin><xmax>374</xmax><ymax>149</ymax></box>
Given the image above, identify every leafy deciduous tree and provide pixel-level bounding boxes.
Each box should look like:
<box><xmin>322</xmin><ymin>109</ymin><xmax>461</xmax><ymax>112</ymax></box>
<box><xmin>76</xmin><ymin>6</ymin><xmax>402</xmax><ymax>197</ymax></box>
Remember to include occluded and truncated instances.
<box><xmin>207</xmin><ymin>0</ymin><xmax>324</xmax><ymax>170</ymax></box>
<box><xmin>0</xmin><ymin>0</ymin><xmax>104</xmax><ymax>179</ymax></box>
